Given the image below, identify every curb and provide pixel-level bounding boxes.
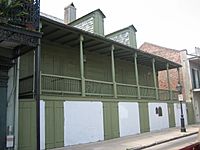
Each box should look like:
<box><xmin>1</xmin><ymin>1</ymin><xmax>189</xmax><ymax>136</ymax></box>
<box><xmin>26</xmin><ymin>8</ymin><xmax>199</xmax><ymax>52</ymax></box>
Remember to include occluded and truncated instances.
<box><xmin>126</xmin><ymin>131</ymin><xmax>198</xmax><ymax>150</ymax></box>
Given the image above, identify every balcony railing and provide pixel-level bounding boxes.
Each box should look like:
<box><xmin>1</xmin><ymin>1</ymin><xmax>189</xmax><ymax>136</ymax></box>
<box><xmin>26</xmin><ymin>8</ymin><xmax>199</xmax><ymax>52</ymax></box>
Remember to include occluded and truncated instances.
<box><xmin>85</xmin><ymin>79</ymin><xmax>113</xmax><ymax>97</ymax></box>
<box><xmin>0</xmin><ymin>0</ymin><xmax>40</xmax><ymax>30</ymax></box>
<box><xmin>39</xmin><ymin>73</ymin><xmax>179</xmax><ymax>100</ymax></box>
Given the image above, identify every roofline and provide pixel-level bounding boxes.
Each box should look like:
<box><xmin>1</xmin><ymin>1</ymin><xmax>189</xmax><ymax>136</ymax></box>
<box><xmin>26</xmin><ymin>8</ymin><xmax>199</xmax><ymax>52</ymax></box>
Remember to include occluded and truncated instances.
<box><xmin>140</xmin><ymin>42</ymin><xmax>181</xmax><ymax>53</ymax></box>
<box><xmin>40</xmin><ymin>15</ymin><xmax>181</xmax><ymax>68</ymax></box>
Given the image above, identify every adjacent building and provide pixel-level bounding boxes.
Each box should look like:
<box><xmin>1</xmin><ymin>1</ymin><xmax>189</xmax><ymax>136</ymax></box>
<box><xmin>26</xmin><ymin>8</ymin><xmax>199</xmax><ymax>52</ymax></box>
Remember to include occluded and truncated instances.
<box><xmin>0</xmin><ymin>0</ymin><xmax>41</xmax><ymax>149</ymax></box>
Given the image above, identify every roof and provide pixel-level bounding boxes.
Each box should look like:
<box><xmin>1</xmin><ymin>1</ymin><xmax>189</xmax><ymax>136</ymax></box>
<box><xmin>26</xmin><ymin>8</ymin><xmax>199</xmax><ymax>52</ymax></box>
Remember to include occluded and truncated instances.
<box><xmin>69</xmin><ymin>9</ymin><xmax>106</xmax><ymax>25</ymax></box>
<box><xmin>106</xmin><ymin>25</ymin><xmax>137</xmax><ymax>37</ymax></box>
<box><xmin>40</xmin><ymin>15</ymin><xmax>181</xmax><ymax>71</ymax></box>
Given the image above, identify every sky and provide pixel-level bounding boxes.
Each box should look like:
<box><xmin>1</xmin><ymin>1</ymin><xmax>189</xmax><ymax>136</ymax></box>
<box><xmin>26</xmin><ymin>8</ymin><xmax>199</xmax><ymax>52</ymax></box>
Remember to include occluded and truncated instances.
<box><xmin>41</xmin><ymin>0</ymin><xmax>200</xmax><ymax>53</ymax></box>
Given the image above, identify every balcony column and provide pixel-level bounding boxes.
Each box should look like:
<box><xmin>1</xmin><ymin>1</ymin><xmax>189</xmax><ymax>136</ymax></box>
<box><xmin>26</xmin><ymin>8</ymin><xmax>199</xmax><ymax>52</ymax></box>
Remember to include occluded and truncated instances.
<box><xmin>111</xmin><ymin>45</ymin><xmax>117</xmax><ymax>98</ymax></box>
<box><xmin>166</xmin><ymin>63</ymin><xmax>172</xmax><ymax>100</ymax></box>
<box><xmin>80</xmin><ymin>35</ymin><xmax>85</xmax><ymax>96</ymax></box>
<box><xmin>152</xmin><ymin>58</ymin><xmax>159</xmax><ymax>100</ymax></box>
<box><xmin>134</xmin><ymin>52</ymin><xmax>141</xmax><ymax>99</ymax></box>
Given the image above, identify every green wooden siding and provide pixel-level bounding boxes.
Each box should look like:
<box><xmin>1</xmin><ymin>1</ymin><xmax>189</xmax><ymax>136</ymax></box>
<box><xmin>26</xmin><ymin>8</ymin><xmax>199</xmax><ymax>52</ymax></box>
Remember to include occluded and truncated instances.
<box><xmin>0</xmin><ymin>86</ymin><xmax>7</xmax><ymax>149</ymax></box>
<box><xmin>41</xmin><ymin>42</ymin><xmax>155</xmax><ymax>85</ymax></box>
<box><xmin>186</xmin><ymin>103</ymin><xmax>195</xmax><ymax>125</ymax></box>
<box><xmin>41</xmin><ymin>44</ymin><xmax>80</xmax><ymax>77</ymax></box>
<box><xmin>103</xmin><ymin>102</ymin><xmax>119</xmax><ymax>140</ymax></box>
<box><xmin>168</xmin><ymin>103</ymin><xmax>175</xmax><ymax>127</ymax></box>
<box><xmin>18</xmin><ymin>101</ymin><xmax>36</xmax><ymax>150</ymax></box>
<box><xmin>45</xmin><ymin>101</ymin><xmax>64</xmax><ymax>149</ymax></box>
<box><xmin>139</xmin><ymin>102</ymin><xmax>150</xmax><ymax>133</ymax></box>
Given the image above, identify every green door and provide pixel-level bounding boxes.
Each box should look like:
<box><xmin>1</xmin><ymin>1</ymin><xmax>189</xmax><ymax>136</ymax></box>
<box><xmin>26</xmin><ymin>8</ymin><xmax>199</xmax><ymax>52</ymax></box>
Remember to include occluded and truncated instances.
<box><xmin>103</xmin><ymin>102</ymin><xmax>119</xmax><ymax>140</ymax></box>
<box><xmin>18</xmin><ymin>101</ymin><xmax>36</xmax><ymax>150</ymax></box>
<box><xmin>45</xmin><ymin>101</ymin><xmax>64</xmax><ymax>149</ymax></box>
<box><xmin>186</xmin><ymin>103</ymin><xmax>195</xmax><ymax>124</ymax></box>
<box><xmin>168</xmin><ymin>103</ymin><xmax>175</xmax><ymax>127</ymax></box>
<box><xmin>139</xmin><ymin>102</ymin><xmax>150</xmax><ymax>133</ymax></box>
<box><xmin>0</xmin><ymin>86</ymin><xmax>7</xmax><ymax>149</ymax></box>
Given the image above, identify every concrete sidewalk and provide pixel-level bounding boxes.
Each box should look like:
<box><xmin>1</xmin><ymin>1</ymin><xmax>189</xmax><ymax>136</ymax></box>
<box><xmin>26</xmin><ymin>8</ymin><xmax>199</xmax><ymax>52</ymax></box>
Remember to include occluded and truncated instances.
<box><xmin>55</xmin><ymin>125</ymin><xmax>200</xmax><ymax>150</ymax></box>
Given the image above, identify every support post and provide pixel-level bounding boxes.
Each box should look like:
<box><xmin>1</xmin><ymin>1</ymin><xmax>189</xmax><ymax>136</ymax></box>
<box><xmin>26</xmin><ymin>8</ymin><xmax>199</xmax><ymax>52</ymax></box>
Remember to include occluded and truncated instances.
<box><xmin>80</xmin><ymin>35</ymin><xmax>85</xmax><ymax>96</ymax></box>
<box><xmin>177</xmin><ymin>67</ymin><xmax>186</xmax><ymax>132</ymax></box>
<box><xmin>134</xmin><ymin>53</ymin><xmax>141</xmax><ymax>99</ymax></box>
<box><xmin>111</xmin><ymin>45</ymin><xmax>117</xmax><ymax>98</ymax></box>
<box><xmin>166</xmin><ymin>63</ymin><xmax>172</xmax><ymax>100</ymax></box>
<box><xmin>35</xmin><ymin>38</ymin><xmax>41</xmax><ymax>150</ymax></box>
<box><xmin>152</xmin><ymin>58</ymin><xmax>159</xmax><ymax>100</ymax></box>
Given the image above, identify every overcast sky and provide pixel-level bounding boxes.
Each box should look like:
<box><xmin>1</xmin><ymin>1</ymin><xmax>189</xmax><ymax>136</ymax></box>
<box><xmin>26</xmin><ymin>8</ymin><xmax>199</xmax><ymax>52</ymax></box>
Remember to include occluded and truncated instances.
<box><xmin>41</xmin><ymin>0</ymin><xmax>200</xmax><ymax>53</ymax></box>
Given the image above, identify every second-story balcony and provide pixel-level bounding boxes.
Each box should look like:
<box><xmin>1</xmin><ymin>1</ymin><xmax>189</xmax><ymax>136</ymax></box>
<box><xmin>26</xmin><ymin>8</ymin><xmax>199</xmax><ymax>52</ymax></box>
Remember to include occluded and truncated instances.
<box><xmin>19</xmin><ymin>15</ymin><xmax>180</xmax><ymax>101</ymax></box>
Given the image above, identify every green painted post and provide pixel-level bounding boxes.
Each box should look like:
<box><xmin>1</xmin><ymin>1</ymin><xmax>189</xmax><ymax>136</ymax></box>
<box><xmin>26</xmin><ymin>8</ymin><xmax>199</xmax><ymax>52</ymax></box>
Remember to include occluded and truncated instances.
<box><xmin>152</xmin><ymin>58</ymin><xmax>159</xmax><ymax>100</ymax></box>
<box><xmin>80</xmin><ymin>35</ymin><xmax>85</xmax><ymax>96</ymax></box>
<box><xmin>166</xmin><ymin>63</ymin><xmax>172</xmax><ymax>100</ymax></box>
<box><xmin>134</xmin><ymin>53</ymin><xmax>141</xmax><ymax>99</ymax></box>
<box><xmin>111</xmin><ymin>45</ymin><xmax>117</xmax><ymax>98</ymax></box>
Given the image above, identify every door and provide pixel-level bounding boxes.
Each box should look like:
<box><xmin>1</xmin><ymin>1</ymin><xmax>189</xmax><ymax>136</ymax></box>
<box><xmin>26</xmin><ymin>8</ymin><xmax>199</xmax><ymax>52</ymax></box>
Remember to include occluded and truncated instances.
<box><xmin>168</xmin><ymin>103</ymin><xmax>175</xmax><ymax>127</ymax></box>
<box><xmin>139</xmin><ymin>102</ymin><xmax>150</xmax><ymax>133</ymax></box>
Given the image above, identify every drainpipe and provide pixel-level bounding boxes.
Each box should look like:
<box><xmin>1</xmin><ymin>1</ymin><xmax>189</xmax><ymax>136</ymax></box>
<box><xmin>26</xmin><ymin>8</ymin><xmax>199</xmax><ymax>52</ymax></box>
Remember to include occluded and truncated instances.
<box><xmin>14</xmin><ymin>57</ymin><xmax>20</xmax><ymax>150</ymax></box>
<box><xmin>35</xmin><ymin>38</ymin><xmax>41</xmax><ymax>150</ymax></box>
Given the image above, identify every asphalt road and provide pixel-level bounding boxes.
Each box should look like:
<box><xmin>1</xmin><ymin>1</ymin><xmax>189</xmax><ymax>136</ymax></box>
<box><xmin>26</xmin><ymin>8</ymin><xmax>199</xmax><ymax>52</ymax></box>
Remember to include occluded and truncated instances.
<box><xmin>143</xmin><ymin>134</ymin><xmax>198</xmax><ymax>150</ymax></box>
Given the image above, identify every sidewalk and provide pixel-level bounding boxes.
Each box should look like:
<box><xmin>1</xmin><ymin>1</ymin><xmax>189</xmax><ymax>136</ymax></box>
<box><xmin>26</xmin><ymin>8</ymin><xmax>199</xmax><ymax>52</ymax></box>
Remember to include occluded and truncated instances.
<box><xmin>55</xmin><ymin>125</ymin><xmax>199</xmax><ymax>150</ymax></box>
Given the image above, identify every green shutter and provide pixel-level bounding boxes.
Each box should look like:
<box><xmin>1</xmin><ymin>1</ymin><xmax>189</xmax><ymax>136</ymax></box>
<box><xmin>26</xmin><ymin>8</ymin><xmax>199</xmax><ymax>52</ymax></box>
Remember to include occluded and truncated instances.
<box><xmin>45</xmin><ymin>101</ymin><xmax>64</xmax><ymax>149</ymax></box>
<box><xmin>103</xmin><ymin>102</ymin><xmax>119</xmax><ymax>140</ymax></box>
<box><xmin>139</xmin><ymin>102</ymin><xmax>150</xmax><ymax>133</ymax></box>
<box><xmin>168</xmin><ymin>103</ymin><xmax>175</xmax><ymax>127</ymax></box>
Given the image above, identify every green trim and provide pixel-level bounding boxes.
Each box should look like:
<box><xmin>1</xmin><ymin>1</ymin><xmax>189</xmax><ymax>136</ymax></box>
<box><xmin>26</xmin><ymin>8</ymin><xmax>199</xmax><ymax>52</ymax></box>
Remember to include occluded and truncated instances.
<box><xmin>40</xmin><ymin>95</ymin><xmax>178</xmax><ymax>103</ymax></box>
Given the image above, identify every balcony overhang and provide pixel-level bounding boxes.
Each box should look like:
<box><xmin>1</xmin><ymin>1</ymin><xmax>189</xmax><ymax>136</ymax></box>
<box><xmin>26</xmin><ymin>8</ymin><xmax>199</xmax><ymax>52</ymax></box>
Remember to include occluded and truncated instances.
<box><xmin>41</xmin><ymin>16</ymin><xmax>181</xmax><ymax>71</ymax></box>
<box><xmin>0</xmin><ymin>24</ymin><xmax>42</xmax><ymax>71</ymax></box>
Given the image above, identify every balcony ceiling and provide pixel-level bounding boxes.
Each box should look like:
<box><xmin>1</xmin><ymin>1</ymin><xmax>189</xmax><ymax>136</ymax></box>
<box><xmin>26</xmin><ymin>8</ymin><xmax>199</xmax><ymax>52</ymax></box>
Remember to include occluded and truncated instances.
<box><xmin>41</xmin><ymin>16</ymin><xmax>181</xmax><ymax>71</ymax></box>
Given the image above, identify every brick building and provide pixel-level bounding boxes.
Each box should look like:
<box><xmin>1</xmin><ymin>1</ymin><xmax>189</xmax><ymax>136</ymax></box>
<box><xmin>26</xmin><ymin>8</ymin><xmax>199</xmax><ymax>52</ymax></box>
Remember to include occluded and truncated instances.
<box><xmin>140</xmin><ymin>42</ymin><xmax>185</xmax><ymax>99</ymax></box>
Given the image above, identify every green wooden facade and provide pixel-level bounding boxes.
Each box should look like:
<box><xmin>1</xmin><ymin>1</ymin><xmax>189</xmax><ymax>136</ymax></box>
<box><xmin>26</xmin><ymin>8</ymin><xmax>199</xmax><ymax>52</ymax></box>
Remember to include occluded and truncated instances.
<box><xmin>17</xmin><ymin>14</ymin><xmax>195</xmax><ymax>149</ymax></box>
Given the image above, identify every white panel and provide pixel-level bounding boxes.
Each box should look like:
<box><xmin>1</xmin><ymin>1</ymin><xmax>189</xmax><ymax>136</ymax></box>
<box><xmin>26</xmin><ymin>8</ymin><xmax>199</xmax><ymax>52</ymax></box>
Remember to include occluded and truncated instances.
<box><xmin>148</xmin><ymin>103</ymin><xmax>169</xmax><ymax>131</ymax></box>
<box><xmin>174</xmin><ymin>103</ymin><xmax>188</xmax><ymax>127</ymax></box>
<box><xmin>118</xmin><ymin>102</ymin><xmax>140</xmax><ymax>137</ymax></box>
<box><xmin>40</xmin><ymin>100</ymin><xmax>45</xmax><ymax>150</ymax></box>
<box><xmin>64</xmin><ymin>101</ymin><xmax>104</xmax><ymax>146</ymax></box>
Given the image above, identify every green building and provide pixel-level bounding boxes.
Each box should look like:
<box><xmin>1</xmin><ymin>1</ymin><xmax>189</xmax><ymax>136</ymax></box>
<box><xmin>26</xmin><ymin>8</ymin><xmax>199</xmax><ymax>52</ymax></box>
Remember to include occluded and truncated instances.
<box><xmin>16</xmin><ymin>4</ymin><xmax>195</xmax><ymax>150</ymax></box>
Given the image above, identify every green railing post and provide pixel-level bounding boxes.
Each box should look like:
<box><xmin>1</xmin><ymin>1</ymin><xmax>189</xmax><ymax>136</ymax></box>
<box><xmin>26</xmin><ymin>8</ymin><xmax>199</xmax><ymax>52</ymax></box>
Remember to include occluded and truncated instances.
<box><xmin>134</xmin><ymin>53</ymin><xmax>141</xmax><ymax>99</ymax></box>
<box><xmin>166</xmin><ymin>63</ymin><xmax>172</xmax><ymax>100</ymax></box>
<box><xmin>152</xmin><ymin>58</ymin><xmax>159</xmax><ymax>100</ymax></box>
<box><xmin>111</xmin><ymin>45</ymin><xmax>117</xmax><ymax>98</ymax></box>
<box><xmin>80</xmin><ymin>35</ymin><xmax>85</xmax><ymax>96</ymax></box>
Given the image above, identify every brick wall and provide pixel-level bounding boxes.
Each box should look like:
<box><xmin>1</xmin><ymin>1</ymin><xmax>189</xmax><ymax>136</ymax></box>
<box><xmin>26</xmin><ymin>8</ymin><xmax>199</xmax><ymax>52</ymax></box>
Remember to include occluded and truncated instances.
<box><xmin>140</xmin><ymin>42</ymin><xmax>186</xmax><ymax>99</ymax></box>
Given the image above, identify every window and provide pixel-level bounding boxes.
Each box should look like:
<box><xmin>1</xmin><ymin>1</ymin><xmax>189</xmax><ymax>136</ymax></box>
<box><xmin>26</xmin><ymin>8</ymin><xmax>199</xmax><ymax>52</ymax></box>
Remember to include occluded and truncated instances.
<box><xmin>155</xmin><ymin>106</ymin><xmax>163</xmax><ymax>117</ymax></box>
<box><xmin>192</xmin><ymin>68</ymin><xmax>200</xmax><ymax>89</ymax></box>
